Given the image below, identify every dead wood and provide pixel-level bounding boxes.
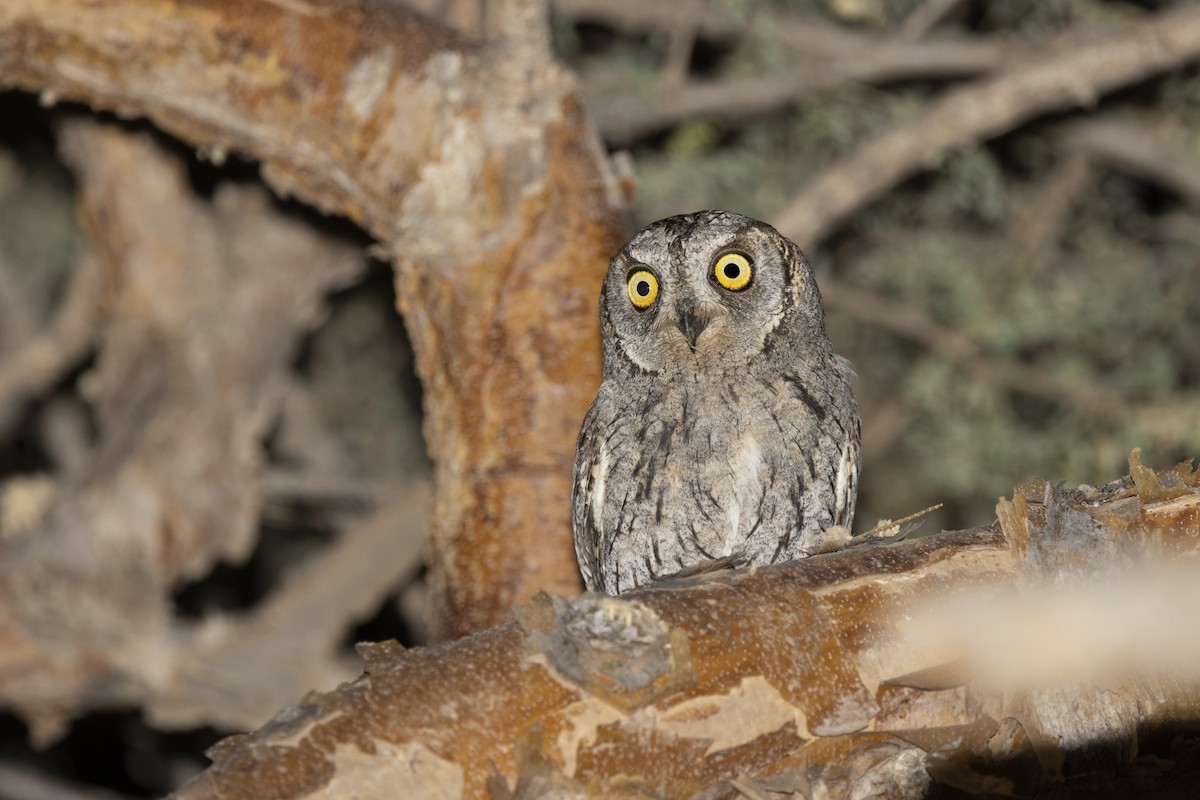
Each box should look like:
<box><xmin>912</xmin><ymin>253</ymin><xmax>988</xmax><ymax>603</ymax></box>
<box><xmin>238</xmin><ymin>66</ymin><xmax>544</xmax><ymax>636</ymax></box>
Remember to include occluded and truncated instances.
<box><xmin>153</xmin><ymin>481</ymin><xmax>431</xmax><ymax>732</ymax></box>
<box><xmin>170</xmin><ymin>460</ymin><xmax>1200</xmax><ymax>799</ymax></box>
<box><xmin>895</xmin><ymin>0</ymin><xmax>963</xmax><ymax>42</ymax></box>
<box><xmin>565</xmin><ymin>0</ymin><xmax>1024</xmax><ymax>146</ymax></box>
<box><xmin>0</xmin><ymin>0</ymin><xmax>627</xmax><ymax>642</ymax></box>
<box><xmin>772</xmin><ymin>3</ymin><xmax>1200</xmax><ymax>249</ymax></box>
<box><xmin>0</xmin><ymin>248</ymin><xmax>101</xmax><ymax>436</ymax></box>
<box><xmin>0</xmin><ymin>119</ymin><xmax>369</xmax><ymax>743</ymax></box>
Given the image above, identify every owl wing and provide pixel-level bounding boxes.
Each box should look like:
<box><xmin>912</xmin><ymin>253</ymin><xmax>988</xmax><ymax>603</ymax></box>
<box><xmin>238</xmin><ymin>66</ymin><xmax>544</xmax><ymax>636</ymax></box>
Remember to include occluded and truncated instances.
<box><xmin>831</xmin><ymin>426</ymin><xmax>859</xmax><ymax>529</ymax></box>
<box><xmin>831</xmin><ymin>358</ymin><xmax>861</xmax><ymax>530</ymax></box>
<box><xmin>571</xmin><ymin>399</ymin><xmax>606</xmax><ymax>592</ymax></box>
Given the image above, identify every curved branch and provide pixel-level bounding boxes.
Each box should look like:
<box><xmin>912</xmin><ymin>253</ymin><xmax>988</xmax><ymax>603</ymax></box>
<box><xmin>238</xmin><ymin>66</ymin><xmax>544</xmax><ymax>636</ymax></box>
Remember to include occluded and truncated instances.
<box><xmin>0</xmin><ymin>0</ymin><xmax>628</xmax><ymax>638</ymax></box>
<box><xmin>562</xmin><ymin>0</ymin><xmax>1022</xmax><ymax>145</ymax></box>
<box><xmin>0</xmin><ymin>250</ymin><xmax>100</xmax><ymax>436</ymax></box>
<box><xmin>554</xmin><ymin>0</ymin><xmax>1009</xmax><ymax>70</ymax></box>
<box><xmin>772</xmin><ymin>4</ymin><xmax>1200</xmax><ymax>247</ymax></box>
<box><xmin>1062</xmin><ymin>118</ymin><xmax>1200</xmax><ymax>206</ymax></box>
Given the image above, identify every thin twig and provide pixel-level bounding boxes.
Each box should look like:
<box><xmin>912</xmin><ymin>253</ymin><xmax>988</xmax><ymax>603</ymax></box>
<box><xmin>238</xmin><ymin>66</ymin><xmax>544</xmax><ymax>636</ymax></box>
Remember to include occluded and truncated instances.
<box><xmin>586</xmin><ymin>37</ymin><xmax>1018</xmax><ymax>145</ymax></box>
<box><xmin>558</xmin><ymin>0</ymin><xmax>1020</xmax><ymax>144</ymax></box>
<box><xmin>773</xmin><ymin>4</ymin><xmax>1200</xmax><ymax>247</ymax></box>
<box><xmin>588</xmin><ymin>41</ymin><xmax>1010</xmax><ymax>146</ymax></box>
<box><xmin>896</xmin><ymin>0</ymin><xmax>962</xmax><ymax>41</ymax></box>
<box><xmin>860</xmin><ymin>503</ymin><xmax>943</xmax><ymax>539</ymax></box>
<box><xmin>1062</xmin><ymin>118</ymin><xmax>1200</xmax><ymax>207</ymax></box>
<box><xmin>0</xmin><ymin>252</ymin><xmax>101</xmax><ymax>437</ymax></box>
<box><xmin>554</xmin><ymin>0</ymin><xmax>1005</xmax><ymax>66</ymax></box>
<box><xmin>826</xmin><ymin>277</ymin><xmax>1200</xmax><ymax>438</ymax></box>
<box><xmin>1007</xmin><ymin>150</ymin><xmax>1095</xmax><ymax>276</ymax></box>
<box><xmin>820</xmin><ymin>278</ymin><xmax>1129</xmax><ymax>421</ymax></box>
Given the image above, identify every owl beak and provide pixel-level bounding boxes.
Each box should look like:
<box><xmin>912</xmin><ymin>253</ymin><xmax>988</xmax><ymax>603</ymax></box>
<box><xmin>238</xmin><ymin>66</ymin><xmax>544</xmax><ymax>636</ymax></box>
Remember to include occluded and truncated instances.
<box><xmin>675</xmin><ymin>301</ymin><xmax>710</xmax><ymax>352</ymax></box>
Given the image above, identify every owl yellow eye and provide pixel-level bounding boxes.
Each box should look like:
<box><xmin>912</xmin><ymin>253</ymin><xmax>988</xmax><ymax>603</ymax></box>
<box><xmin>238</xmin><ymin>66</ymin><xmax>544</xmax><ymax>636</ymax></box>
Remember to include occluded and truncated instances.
<box><xmin>627</xmin><ymin>269</ymin><xmax>659</xmax><ymax>309</ymax></box>
<box><xmin>713</xmin><ymin>252</ymin><xmax>752</xmax><ymax>291</ymax></box>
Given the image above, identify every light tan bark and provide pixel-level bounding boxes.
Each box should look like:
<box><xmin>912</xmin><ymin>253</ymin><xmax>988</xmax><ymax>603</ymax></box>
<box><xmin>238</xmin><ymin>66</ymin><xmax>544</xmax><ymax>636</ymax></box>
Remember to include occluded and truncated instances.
<box><xmin>0</xmin><ymin>0</ymin><xmax>627</xmax><ymax>642</ymax></box>
<box><xmin>172</xmin><ymin>464</ymin><xmax>1200</xmax><ymax>798</ymax></box>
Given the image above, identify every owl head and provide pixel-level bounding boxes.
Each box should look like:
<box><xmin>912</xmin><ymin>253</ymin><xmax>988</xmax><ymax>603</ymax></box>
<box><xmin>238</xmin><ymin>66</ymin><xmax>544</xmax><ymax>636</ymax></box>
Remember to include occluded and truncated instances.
<box><xmin>600</xmin><ymin>211</ymin><xmax>830</xmax><ymax>375</ymax></box>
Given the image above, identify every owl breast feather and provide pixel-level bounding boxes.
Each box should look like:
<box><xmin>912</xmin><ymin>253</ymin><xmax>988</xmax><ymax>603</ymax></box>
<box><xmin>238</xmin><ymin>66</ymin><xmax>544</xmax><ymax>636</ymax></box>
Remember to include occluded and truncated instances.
<box><xmin>576</xmin><ymin>370</ymin><xmax>850</xmax><ymax>595</ymax></box>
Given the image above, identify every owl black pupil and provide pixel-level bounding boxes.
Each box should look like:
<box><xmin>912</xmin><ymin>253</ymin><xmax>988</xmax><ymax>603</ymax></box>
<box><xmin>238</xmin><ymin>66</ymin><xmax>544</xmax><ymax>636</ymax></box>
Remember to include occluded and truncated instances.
<box><xmin>636</xmin><ymin>280</ymin><xmax>650</xmax><ymax>297</ymax></box>
<box><xmin>724</xmin><ymin>263</ymin><xmax>740</xmax><ymax>279</ymax></box>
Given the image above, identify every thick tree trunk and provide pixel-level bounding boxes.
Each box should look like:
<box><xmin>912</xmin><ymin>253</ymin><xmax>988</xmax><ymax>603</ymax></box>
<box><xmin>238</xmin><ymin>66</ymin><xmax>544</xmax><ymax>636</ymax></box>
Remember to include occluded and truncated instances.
<box><xmin>171</xmin><ymin>465</ymin><xmax>1200</xmax><ymax>798</ymax></box>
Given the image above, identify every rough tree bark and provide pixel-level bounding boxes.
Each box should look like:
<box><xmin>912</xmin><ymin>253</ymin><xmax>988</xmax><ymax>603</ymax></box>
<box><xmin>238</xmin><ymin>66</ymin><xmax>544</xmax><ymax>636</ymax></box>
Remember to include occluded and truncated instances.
<box><xmin>0</xmin><ymin>0</ymin><xmax>627</xmax><ymax>642</ymax></box>
<box><xmin>168</xmin><ymin>460</ymin><xmax>1200</xmax><ymax>799</ymax></box>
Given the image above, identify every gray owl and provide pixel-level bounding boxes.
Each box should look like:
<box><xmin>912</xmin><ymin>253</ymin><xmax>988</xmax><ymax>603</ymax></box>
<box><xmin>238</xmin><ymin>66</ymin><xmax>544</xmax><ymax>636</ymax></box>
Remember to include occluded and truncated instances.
<box><xmin>572</xmin><ymin>211</ymin><xmax>860</xmax><ymax>595</ymax></box>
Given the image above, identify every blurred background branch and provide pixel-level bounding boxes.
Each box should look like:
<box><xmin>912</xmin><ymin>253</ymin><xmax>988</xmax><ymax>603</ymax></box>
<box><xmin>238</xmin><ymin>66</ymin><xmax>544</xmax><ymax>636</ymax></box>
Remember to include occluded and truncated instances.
<box><xmin>548</xmin><ymin>0</ymin><xmax>1200</xmax><ymax>528</ymax></box>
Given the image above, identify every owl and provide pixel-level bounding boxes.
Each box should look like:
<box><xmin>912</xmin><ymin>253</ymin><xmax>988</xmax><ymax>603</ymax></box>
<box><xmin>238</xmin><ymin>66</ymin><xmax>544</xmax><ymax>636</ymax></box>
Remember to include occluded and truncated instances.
<box><xmin>572</xmin><ymin>211</ymin><xmax>860</xmax><ymax>595</ymax></box>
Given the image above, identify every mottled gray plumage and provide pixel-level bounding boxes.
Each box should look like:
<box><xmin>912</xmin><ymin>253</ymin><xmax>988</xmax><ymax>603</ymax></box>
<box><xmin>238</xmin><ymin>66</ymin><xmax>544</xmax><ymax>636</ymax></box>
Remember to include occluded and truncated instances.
<box><xmin>572</xmin><ymin>211</ymin><xmax>860</xmax><ymax>595</ymax></box>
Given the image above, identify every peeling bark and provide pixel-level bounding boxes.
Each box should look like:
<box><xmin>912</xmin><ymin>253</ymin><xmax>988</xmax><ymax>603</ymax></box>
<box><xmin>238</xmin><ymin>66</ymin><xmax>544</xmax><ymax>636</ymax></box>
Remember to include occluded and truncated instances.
<box><xmin>0</xmin><ymin>0</ymin><xmax>628</xmax><ymax>639</ymax></box>
<box><xmin>171</xmin><ymin>464</ymin><xmax>1200</xmax><ymax>799</ymax></box>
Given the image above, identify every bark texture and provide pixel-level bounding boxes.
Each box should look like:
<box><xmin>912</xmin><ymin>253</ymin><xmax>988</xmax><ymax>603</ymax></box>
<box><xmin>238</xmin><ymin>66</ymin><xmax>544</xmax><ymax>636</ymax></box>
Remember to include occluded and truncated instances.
<box><xmin>0</xmin><ymin>0</ymin><xmax>627</xmax><ymax>640</ymax></box>
<box><xmin>171</xmin><ymin>462</ymin><xmax>1200</xmax><ymax>799</ymax></box>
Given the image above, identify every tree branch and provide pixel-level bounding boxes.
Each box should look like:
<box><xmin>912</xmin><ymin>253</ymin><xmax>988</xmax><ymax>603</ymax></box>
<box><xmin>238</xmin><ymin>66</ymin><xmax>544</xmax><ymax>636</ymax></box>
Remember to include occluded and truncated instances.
<box><xmin>1061</xmin><ymin>118</ymin><xmax>1200</xmax><ymax>207</ymax></box>
<box><xmin>772</xmin><ymin>4</ymin><xmax>1200</xmax><ymax>248</ymax></box>
<box><xmin>562</xmin><ymin>0</ymin><xmax>1022</xmax><ymax>145</ymax></box>
<box><xmin>0</xmin><ymin>250</ymin><xmax>100</xmax><ymax>436</ymax></box>
<box><xmin>152</xmin><ymin>482</ymin><xmax>430</xmax><ymax>732</ymax></box>
<box><xmin>0</xmin><ymin>0</ymin><xmax>628</xmax><ymax>639</ymax></box>
<box><xmin>170</xmin><ymin>467</ymin><xmax>1200</xmax><ymax>798</ymax></box>
<box><xmin>895</xmin><ymin>0</ymin><xmax>962</xmax><ymax>42</ymax></box>
<box><xmin>822</xmin><ymin>276</ymin><xmax>1200</xmax><ymax>443</ymax></box>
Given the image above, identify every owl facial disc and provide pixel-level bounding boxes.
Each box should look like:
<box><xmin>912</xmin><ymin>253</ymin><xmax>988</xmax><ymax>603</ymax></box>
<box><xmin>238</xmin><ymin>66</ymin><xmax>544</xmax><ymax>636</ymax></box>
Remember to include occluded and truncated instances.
<box><xmin>601</xmin><ymin>209</ymin><xmax>831</xmax><ymax>372</ymax></box>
